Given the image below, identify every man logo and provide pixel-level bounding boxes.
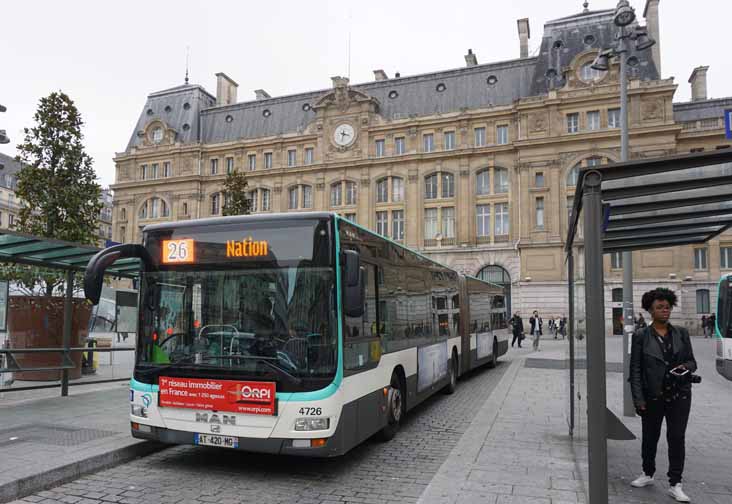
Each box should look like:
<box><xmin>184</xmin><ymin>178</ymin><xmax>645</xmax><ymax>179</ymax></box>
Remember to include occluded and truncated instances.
<box><xmin>195</xmin><ymin>413</ymin><xmax>236</xmax><ymax>425</ymax></box>
<box><xmin>210</xmin><ymin>424</ymin><xmax>222</xmax><ymax>433</ymax></box>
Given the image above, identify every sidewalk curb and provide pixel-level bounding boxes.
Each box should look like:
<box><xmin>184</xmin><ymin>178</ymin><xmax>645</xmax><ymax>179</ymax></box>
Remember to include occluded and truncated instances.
<box><xmin>417</xmin><ymin>357</ymin><xmax>523</xmax><ymax>504</ymax></box>
<box><xmin>0</xmin><ymin>440</ymin><xmax>167</xmax><ymax>504</ymax></box>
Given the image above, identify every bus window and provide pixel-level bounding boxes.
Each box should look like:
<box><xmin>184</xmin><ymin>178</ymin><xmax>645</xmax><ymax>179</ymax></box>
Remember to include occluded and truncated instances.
<box><xmin>344</xmin><ymin>263</ymin><xmax>381</xmax><ymax>371</ymax></box>
<box><xmin>718</xmin><ymin>277</ymin><xmax>732</xmax><ymax>338</ymax></box>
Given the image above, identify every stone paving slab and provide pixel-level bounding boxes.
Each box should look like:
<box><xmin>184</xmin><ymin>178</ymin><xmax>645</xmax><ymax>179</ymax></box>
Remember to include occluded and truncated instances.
<box><xmin>0</xmin><ymin>385</ymin><xmax>165</xmax><ymax>503</ymax></box>
<box><xmin>420</xmin><ymin>337</ymin><xmax>732</xmax><ymax>504</ymax></box>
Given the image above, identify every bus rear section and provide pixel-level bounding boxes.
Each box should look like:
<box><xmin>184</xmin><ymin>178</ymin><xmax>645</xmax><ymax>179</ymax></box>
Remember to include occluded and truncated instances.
<box><xmin>716</xmin><ymin>275</ymin><xmax>732</xmax><ymax>381</ymax></box>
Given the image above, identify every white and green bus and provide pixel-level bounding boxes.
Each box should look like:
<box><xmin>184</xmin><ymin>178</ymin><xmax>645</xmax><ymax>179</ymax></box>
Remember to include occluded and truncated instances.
<box><xmin>715</xmin><ymin>274</ymin><xmax>732</xmax><ymax>381</ymax></box>
<box><xmin>84</xmin><ymin>213</ymin><xmax>509</xmax><ymax>456</ymax></box>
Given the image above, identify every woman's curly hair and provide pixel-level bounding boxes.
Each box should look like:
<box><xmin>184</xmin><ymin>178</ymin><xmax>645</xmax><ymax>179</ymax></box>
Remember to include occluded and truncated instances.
<box><xmin>641</xmin><ymin>287</ymin><xmax>678</xmax><ymax>312</ymax></box>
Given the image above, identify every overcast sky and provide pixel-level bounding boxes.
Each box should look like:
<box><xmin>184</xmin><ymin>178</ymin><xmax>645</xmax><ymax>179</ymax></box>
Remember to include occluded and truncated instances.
<box><xmin>1</xmin><ymin>0</ymin><xmax>730</xmax><ymax>187</ymax></box>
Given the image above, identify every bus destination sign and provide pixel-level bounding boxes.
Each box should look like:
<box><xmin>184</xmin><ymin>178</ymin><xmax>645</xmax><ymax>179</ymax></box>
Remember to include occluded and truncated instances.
<box><xmin>226</xmin><ymin>237</ymin><xmax>269</xmax><ymax>258</ymax></box>
<box><xmin>159</xmin><ymin>376</ymin><xmax>276</xmax><ymax>416</ymax></box>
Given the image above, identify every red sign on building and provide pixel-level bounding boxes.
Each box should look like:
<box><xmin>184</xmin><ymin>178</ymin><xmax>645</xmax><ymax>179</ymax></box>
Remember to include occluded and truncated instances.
<box><xmin>158</xmin><ymin>377</ymin><xmax>276</xmax><ymax>416</ymax></box>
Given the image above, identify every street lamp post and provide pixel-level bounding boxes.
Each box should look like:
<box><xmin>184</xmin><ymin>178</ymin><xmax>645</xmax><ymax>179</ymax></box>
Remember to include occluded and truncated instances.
<box><xmin>592</xmin><ymin>0</ymin><xmax>656</xmax><ymax>418</ymax></box>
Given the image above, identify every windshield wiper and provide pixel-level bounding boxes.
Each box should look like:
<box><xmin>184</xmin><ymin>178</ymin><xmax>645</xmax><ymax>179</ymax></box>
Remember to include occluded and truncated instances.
<box><xmin>232</xmin><ymin>355</ymin><xmax>303</xmax><ymax>386</ymax></box>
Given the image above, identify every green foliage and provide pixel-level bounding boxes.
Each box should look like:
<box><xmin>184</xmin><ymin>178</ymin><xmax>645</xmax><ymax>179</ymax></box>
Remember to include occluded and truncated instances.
<box><xmin>222</xmin><ymin>169</ymin><xmax>252</xmax><ymax>216</ymax></box>
<box><xmin>3</xmin><ymin>91</ymin><xmax>102</xmax><ymax>296</ymax></box>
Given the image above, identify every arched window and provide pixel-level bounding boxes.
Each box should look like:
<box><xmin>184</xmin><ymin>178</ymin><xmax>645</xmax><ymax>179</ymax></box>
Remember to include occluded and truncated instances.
<box><xmin>330</xmin><ymin>183</ymin><xmax>342</xmax><ymax>207</ymax></box>
<box><xmin>569</xmin><ymin>157</ymin><xmax>607</xmax><ymax>186</ymax></box>
<box><xmin>424</xmin><ymin>172</ymin><xmax>455</xmax><ymax>200</ymax></box>
<box><xmin>248</xmin><ymin>190</ymin><xmax>258</xmax><ymax>212</ymax></box>
<box><xmin>376</xmin><ymin>176</ymin><xmax>403</xmax><ymax>203</ymax></box>
<box><xmin>476</xmin><ymin>170</ymin><xmax>490</xmax><ymax>195</ymax></box>
<box><xmin>494</xmin><ymin>168</ymin><xmax>508</xmax><ymax>193</ymax></box>
<box><xmin>138</xmin><ymin>198</ymin><xmax>169</xmax><ymax>219</ymax></box>
<box><xmin>345</xmin><ymin>181</ymin><xmax>357</xmax><ymax>205</ymax></box>
<box><xmin>477</xmin><ymin>265</ymin><xmax>511</xmax><ymax>325</ymax></box>
<box><xmin>211</xmin><ymin>193</ymin><xmax>220</xmax><ymax>215</ymax></box>
<box><xmin>288</xmin><ymin>185</ymin><xmax>312</xmax><ymax>210</ymax></box>
<box><xmin>261</xmin><ymin>189</ymin><xmax>271</xmax><ymax>211</ymax></box>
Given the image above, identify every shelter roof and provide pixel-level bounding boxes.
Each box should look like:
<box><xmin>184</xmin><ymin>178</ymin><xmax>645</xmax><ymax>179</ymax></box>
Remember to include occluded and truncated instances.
<box><xmin>566</xmin><ymin>148</ymin><xmax>732</xmax><ymax>254</ymax></box>
<box><xmin>0</xmin><ymin>230</ymin><xmax>139</xmax><ymax>277</ymax></box>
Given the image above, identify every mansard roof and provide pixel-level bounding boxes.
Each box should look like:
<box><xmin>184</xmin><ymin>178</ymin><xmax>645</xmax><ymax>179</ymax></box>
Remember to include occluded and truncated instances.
<box><xmin>673</xmin><ymin>97</ymin><xmax>732</xmax><ymax>123</ymax></box>
<box><xmin>124</xmin><ymin>8</ymin><xmax>662</xmax><ymax>152</ymax></box>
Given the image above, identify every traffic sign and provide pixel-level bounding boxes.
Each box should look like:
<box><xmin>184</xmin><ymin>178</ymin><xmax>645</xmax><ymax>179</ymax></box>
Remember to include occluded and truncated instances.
<box><xmin>726</xmin><ymin>109</ymin><xmax>732</xmax><ymax>140</ymax></box>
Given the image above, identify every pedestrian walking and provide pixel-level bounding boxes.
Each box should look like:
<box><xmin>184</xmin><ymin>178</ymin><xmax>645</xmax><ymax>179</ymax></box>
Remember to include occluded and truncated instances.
<box><xmin>708</xmin><ymin>313</ymin><xmax>716</xmax><ymax>337</ymax></box>
<box><xmin>635</xmin><ymin>313</ymin><xmax>647</xmax><ymax>331</ymax></box>
<box><xmin>554</xmin><ymin>316</ymin><xmax>561</xmax><ymax>339</ymax></box>
<box><xmin>559</xmin><ymin>316</ymin><xmax>567</xmax><ymax>339</ymax></box>
<box><xmin>529</xmin><ymin>311</ymin><xmax>543</xmax><ymax>351</ymax></box>
<box><xmin>701</xmin><ymin>315</ymin><xmax>708</xmax><ymax>338</ymax></box>
<box><xmin>509</xmin><ymin>312</ymin><xmax>524</xmax><ymax>348</ymax></box>
<box><xmin>629</xmin><ymin>287</ymin><xmax>698</xmax><ymax>503</ymax></box>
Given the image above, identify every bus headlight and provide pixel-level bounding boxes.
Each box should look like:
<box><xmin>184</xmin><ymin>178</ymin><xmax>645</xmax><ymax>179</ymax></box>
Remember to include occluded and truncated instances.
<box><xmin>294</xmin><ymin>417</ymin><xmax>329</xmax><ymax>431</ymax></box>
<box><xmin>131</xmin><ymin>404</ymin><xmax>148</xmax><ymax>418</ymax></box>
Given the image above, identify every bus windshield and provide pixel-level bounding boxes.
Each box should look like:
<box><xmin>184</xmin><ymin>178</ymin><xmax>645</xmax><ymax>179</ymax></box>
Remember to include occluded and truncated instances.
<box><xmin>135</xmin><ymin>217</ymin><xmax>337</xmax><ymax>392</ymax></box>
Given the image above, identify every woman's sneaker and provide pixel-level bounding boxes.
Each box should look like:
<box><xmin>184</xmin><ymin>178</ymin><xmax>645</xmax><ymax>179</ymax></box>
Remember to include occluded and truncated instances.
<box><xmin>630</xmin><ymin>473</ymin><xmax>654</xmax><ymax>487</ymax></box>
<box><xmin>668</xmin><ymin>484</ymin><xmax>690</xmax><ymax>502</ymax></box>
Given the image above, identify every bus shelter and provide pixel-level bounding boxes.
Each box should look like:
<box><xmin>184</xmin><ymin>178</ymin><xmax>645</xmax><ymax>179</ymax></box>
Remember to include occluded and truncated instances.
<box><xmin>565</xmin><ymin>147</ymin><xmax>732</xmax><ymax>503</ymax></box>
<box><xmin>0</xmin><ymin>230</ymin><xmax>139</xmax><ymax>395</ymax></box>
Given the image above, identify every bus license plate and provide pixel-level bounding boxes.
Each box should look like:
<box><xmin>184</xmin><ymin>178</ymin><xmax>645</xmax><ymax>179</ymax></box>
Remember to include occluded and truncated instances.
<box><xmin>194</xmin><ymin>433</ymin><xmax>239</xmax><ymax>449</ymax></box>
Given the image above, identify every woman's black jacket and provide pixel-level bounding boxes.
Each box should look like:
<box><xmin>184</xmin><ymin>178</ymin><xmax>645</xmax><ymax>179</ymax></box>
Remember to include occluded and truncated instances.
<box><xmin>629</xmin><ymin>323</ymin><xmax>697</xmax><ymax>409</ymax></box>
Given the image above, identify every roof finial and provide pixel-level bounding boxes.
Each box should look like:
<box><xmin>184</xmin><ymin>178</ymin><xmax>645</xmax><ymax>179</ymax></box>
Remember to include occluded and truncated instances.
<box><xmin>583</xmin><ymin>1</ymin><xmax>589</xmax><ymax>12</ymax></box>
<box><xmin>184</xmin><ymin>46</ymin><xmax>190</xmax><ymax>85</ymax></box>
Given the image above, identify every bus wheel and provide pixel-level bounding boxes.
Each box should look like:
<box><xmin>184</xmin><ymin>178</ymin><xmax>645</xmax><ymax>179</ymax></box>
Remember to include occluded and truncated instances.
<box><xmin>443</xmin><ymin>350</ymin><xmax>458</xmax><ymax>395</ymax></box>
<box><xmin>488</xmin><ymin>339</ymin><xmax>498</xmax><ymax>368</ymax></box>
<box><xmin>378</xmin><ymin>372</ymin><xmax>403</xmax><ymax>441</ymax></box>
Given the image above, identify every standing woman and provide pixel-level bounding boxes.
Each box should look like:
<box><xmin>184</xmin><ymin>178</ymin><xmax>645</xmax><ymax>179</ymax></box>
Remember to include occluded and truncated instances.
<box><xmin>629</xmin><ymin>288</ymin><xmax>697</xmax><ymax>502</ymax></box>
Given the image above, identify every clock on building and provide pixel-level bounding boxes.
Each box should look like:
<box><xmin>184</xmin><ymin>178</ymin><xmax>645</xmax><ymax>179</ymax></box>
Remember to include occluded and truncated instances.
<box><xmin>333</xmin><ymin>123</ymin><xmax>356</xmax><ymax>147</ymax></box>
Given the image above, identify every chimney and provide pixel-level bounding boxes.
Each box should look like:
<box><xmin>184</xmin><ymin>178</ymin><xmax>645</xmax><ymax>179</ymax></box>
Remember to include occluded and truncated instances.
<box><xmin>215</xmin><ymin>72</ymin><xmax>238</xmax><ymax>106</ymax></box>
<box><xmin>373</xmin><ymin>69</ymin><xmax>388</xmax><ymax>81</ymax></box>
<box><xmin>254</xmin><ymin>89</ymin><xmax>271</xmax><ymax>100</ymax></box>
<box><xmin>689</xmin><ymin>66</ymin><xmax>709</xmax><ymax>101</ymax></box>
<box><xmin>517</xmin><ymin>18</ymin><xmax>530</xmax><ymax>59</ymax></box>
<box><xmin>395</xmin><ymin>72</ymin><xmax>401</xmax><ymax>78</ymax></box>
<box><xmin>643</xmin><ymin>0</ymin><xmax>661</xmax><ymax>76</ymax></box>
<box><xmin>464</xmin><ymin>49</ymin><xmax>478</xmax><ymax>67</ymax></box>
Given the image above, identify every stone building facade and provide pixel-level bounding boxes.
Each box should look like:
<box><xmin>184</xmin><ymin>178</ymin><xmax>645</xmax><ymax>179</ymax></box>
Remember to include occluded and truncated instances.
<box><xmin>111</xmin><ymin>2</ymin><xmax>732</xmax><ymax>333</ymax></box>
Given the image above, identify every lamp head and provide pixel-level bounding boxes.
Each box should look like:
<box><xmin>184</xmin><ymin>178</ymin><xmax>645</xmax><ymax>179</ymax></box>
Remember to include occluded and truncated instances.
<box><xmin>591</xmin><ymin>50</ymin><xmax>612</xmax><ymax>72</ymax></box>
<box><xmin>633</xmin><ymin>28</ymin><xmax>656</xmax><ymax>51</ymax></box>
<box><xmin>614</xmin><ymin>0</ymin><xmax>636</xmax><ymax>27</ymax></box>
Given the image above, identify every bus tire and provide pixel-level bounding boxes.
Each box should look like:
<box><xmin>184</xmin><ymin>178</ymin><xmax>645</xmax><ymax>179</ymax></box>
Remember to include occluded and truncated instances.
<box><xmin>488</xmin><ymin>339</ymin><xmax>498</xmax><ymax>368</ymax></box>
<box><xmin>443</xmin><ymin>350</ymin><xmax>458</xmax><ymax>395</ymax></box>
<box><xmin>378</xmin><ymin>372</ymin><xmax>403</xmax><ymax>442</ymax></box>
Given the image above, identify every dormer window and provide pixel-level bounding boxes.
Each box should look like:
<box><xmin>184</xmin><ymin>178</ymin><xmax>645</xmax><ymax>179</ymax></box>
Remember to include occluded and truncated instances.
<box><xmin>152</xmin><ymin>127</ymin><xmax>163</xmax><ymax>144</ymax></box>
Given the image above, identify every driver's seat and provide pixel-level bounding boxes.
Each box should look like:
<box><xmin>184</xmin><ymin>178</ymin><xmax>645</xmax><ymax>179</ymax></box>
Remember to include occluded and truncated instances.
<box><xmin>283</xmin><ymin>338</ymin><xmax>308</xmax><ymax>368</ymax></box>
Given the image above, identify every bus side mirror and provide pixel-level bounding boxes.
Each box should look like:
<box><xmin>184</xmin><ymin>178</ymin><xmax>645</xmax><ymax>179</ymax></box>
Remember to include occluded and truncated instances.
<box><xmin>84</xmin><ymin>244</ymin><xmax>153</xmax><ymax>305</ymax></box>
<box><xmin>343</xmin><ymin>250</ymin><xmax>364</xmax><ymax>317</ymax></box>
<box><xmin>343</xmin><ymin>250</ymin><xmax>360</xmax><ymax>287</ymax></box>
<box><xmin>344</xmin><ymin>267</ymin><xmax>365</xmax><ymax>318</ymax></box>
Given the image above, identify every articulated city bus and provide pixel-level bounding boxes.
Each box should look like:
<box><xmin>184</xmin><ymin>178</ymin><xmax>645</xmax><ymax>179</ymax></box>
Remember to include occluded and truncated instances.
<box><xmin>715</xmin><ymin>274</ymin><xmax>732</xmax><ymax>381</ymax></box>
<box><xmin>84</xmin><ymin>212</ymin><xmax>509</xmax><ymax>456</ymax></box>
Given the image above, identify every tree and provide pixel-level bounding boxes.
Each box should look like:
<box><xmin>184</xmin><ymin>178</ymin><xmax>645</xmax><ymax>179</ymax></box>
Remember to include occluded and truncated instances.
<box><xmin>221</xmin><ymin>169</ymin><xmax>252</xmax><ymax>216</ymax></box>
<box><xmin>2</xmin><ymin>91</ymin><xmax>102</xmax><ymax>296</ymax></box>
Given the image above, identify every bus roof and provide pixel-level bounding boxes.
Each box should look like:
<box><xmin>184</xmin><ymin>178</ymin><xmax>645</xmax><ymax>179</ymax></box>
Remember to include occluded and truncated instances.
<box><xmin>141</xmin><ymin>211</ymin><xmax>334</xmax><ymax>233</ymax></box>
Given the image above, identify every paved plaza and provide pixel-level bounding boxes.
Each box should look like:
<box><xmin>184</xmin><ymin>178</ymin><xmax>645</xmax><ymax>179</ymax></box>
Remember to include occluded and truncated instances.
<box><xmin>1</xmin><ymin>337</ymin><xmax>730</xmax><ymax>504</ymax></box>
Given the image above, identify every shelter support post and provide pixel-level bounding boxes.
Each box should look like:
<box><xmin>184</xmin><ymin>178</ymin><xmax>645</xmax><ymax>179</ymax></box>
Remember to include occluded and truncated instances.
<box><xmin>61</xmin><ymin>269</ymin><xmax>74</xmax><ymax>397</ymax></box>
<box><xmin>568</xmin><ymin>250</ymin><xmax>575</xmax><ymax>437</ymax></box>
<box><xmin>583</xmin><ymin>170</ymin><xmax>608</xmax><ymax>503</ymax></box>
